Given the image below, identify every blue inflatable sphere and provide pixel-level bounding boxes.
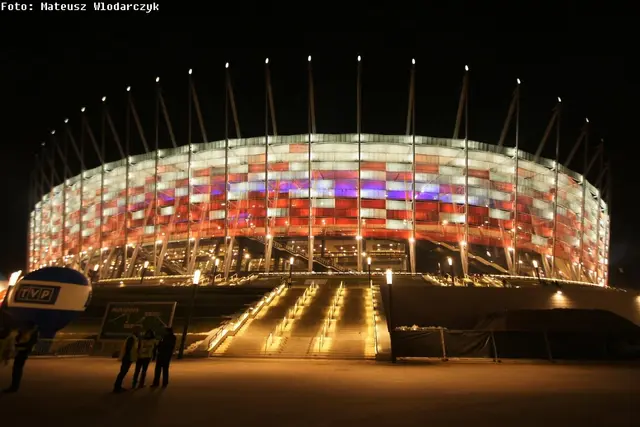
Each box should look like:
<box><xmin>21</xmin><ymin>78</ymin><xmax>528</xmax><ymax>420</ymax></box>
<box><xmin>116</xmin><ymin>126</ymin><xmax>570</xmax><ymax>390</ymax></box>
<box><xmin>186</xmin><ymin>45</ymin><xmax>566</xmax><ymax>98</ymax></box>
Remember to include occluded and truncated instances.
<box><xmin>2</xmin><ymin>267</ymin><xmax>92</xmax><ymax>338</ymax></box>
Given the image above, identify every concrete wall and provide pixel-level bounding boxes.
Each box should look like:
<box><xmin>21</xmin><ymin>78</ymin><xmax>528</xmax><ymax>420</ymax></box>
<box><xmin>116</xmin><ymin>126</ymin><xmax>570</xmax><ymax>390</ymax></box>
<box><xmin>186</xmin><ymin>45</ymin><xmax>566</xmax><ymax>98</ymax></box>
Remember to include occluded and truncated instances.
<box><xmin>380</xmin><ymin>284</ymin><xmax>640</xmax><ymax>330</ymax></box>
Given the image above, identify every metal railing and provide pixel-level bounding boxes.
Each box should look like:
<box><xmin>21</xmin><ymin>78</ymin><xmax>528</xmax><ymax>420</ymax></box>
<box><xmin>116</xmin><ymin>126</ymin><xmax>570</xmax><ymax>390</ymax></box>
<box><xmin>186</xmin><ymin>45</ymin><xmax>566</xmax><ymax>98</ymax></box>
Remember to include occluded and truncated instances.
<box><xmin>204</xmin><ymin>283</ymin><xmax>286</xmax><ymax>354</ymax></box>
<box><xmin>265</xmin><ymin>282</ymin><xmax>318</xmax><ymax>354</ymax></box>
<box><xmin>316</xmin><ymin>281</ymin><xmax>344</xmax><ymax>352</ymax></box>
<box><xmin>249</xmin><ymin>235</ymin><xmax>347</xmax><ymax>272</ymax></box>
<box><xmin>31</xmin><ymin>339</ymin><xmax>95</xmax><ymax>357</ymax></box>
<box><xmin>370</xmin><ymin>285</ymin><xmax>378</xmax><ymax>355</ymax></box>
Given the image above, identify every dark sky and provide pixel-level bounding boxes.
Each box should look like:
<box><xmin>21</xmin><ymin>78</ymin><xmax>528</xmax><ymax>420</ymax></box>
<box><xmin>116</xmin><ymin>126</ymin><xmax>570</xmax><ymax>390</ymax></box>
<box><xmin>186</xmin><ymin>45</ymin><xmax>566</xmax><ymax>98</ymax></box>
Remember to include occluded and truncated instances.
<box><xmin>0</xmin><ymin>5</ymin><xmax>636</xmax><ymax>286</ymax></box>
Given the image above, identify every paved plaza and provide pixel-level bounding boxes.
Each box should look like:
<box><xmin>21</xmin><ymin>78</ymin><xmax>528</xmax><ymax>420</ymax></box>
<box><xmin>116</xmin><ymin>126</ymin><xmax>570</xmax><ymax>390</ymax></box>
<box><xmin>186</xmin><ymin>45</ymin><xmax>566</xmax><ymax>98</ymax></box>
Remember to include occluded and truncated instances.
<box><xmin>0</xmin><ymin>358</ymin><xmax>638</xmax><ymax>426</ymax></box>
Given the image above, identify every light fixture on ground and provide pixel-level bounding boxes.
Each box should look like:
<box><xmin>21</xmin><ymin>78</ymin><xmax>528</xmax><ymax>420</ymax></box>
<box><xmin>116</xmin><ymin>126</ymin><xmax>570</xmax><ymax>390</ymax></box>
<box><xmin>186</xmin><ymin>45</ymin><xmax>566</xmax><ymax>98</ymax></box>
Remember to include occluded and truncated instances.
<box><xmin>367</xmin><ymin>256</ymin><xmax>372</xmax><ymax>287</ymax></box>
<box><xmin>447</xmin><ymin>256</ymin><xmax>454</xmax><ymax>285</ymax></box>
<box><xmin>178</xmin><ymin>269</ymin><xmax>201</xmax><ymax>359</ymax></box>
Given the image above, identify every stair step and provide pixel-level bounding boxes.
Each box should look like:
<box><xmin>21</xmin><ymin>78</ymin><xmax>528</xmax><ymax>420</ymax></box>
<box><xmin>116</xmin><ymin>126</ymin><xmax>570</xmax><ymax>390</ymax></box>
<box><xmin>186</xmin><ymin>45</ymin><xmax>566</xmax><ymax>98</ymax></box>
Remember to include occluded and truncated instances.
<box><xmin>216</xmin><ymin>281</ymin><xmax>376</xmax><ymax>360</ymax></box>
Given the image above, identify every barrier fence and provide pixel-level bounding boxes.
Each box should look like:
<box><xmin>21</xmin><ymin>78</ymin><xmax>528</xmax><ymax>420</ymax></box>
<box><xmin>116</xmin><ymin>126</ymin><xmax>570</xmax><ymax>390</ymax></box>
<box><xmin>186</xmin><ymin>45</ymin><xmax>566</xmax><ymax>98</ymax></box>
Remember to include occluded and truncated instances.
<box><xmin>391</xmin><ymin>329</ymin><xmax>640</xmax><ymax>361</ymax></box>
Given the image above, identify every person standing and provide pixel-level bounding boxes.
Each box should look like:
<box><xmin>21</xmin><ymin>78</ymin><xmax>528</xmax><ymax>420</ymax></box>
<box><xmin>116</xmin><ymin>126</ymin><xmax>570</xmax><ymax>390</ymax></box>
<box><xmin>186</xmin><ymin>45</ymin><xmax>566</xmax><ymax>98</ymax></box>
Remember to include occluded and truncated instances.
<box><xmin>3</xmin><ymin>321</ymin><xmax>39</xmax><ymax>393</ymax></box>
<box><xmin>113</xmin><ymin>329</ymin><xmax>140</xmax><ymax>393</ymax></box>
<box><xmin>132</xmin><ymin>329</ymin><xmax>156</xmax><ymax>388</ymax></box>
<box><xmin>151</xmin><ymin>327</ymin><xmax>176</xmax><ymax>388</ymax></box>
<box><xmin>0</xmin><ymin>327</ymin><xmax>18</xmax><ymax>366</ymax></box>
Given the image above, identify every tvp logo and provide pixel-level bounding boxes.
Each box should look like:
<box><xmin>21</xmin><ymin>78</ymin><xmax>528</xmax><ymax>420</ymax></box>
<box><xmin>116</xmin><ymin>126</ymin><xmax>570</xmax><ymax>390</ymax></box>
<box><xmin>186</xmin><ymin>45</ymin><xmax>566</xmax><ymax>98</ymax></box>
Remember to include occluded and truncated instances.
<box><xmin>15</xmin><ymin>285</ymin><xmax>60</xmax><ymax>305</ymax></box>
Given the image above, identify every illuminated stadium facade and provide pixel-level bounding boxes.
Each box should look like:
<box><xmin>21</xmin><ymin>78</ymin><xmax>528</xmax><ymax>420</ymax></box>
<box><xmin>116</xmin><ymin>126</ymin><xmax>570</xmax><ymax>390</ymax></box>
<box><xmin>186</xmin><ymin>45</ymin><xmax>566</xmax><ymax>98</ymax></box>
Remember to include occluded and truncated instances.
<box><xmin>28</xmin><ymin>133</ymin><xmax>609</xmax><ymax>284</ymax></box>
<box><xmin>26</xmin><ymin>60</ymin><xmax>610</xmax><ymax>285</ymax></box>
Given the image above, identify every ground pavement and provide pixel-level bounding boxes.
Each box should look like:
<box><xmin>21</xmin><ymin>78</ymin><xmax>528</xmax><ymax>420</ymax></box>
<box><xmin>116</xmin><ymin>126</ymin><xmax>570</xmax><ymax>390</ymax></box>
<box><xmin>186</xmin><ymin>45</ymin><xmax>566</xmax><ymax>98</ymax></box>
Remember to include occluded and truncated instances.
<box><xmin>0</xmin><ymin>358</ymin><xmax>638</xmax><ymax>426</ymax></box>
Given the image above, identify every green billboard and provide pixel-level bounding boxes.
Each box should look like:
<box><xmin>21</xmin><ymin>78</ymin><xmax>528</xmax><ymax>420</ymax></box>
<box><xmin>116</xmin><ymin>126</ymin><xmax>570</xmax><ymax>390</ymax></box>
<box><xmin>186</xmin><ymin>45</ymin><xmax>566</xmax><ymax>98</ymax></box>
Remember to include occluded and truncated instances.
<box><xmin>99</xmin><ymin>302</ymin><xmax>177</xmax><ymax>340</ymax></box>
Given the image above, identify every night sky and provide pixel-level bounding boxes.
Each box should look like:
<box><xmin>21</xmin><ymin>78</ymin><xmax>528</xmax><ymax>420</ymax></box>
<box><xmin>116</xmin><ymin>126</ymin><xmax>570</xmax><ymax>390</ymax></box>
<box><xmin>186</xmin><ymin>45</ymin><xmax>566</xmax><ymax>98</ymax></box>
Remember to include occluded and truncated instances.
<box><xmin>0</xmin><ymin>7</ymin><xmax>636</xmax><ymax>287</ymax></box>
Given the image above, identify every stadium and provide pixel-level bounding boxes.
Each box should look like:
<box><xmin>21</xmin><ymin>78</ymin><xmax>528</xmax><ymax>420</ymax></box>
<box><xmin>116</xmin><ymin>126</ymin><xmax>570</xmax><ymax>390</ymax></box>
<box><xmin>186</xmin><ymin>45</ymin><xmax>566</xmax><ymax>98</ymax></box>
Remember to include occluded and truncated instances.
<box><xmin>28</xmin><ymin>131</ymin><xmax>609</xmax><ymax>285</ymax></box>
<box><xmin>16</xmin><ymin>60</ymin><xmax>639</xmax><ymax>364</ymax></box>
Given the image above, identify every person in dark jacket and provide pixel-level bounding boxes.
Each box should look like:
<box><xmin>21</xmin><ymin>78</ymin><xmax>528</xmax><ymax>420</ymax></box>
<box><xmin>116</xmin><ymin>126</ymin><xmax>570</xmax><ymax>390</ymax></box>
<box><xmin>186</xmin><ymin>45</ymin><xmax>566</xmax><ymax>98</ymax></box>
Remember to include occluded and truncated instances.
<box><xmin>4</xmin><ymin>321</ymin><xmax>39</xmax><ymax>393</ymax></box>
<box><xmin>151</xmin><ymin>327</ymin><xmax>176</xmax><ymax>388</ymax></box>
<box><xmin>113</xmin><ymin>328</ymin><xmax>140</xmax><ymax>393</ymax></box>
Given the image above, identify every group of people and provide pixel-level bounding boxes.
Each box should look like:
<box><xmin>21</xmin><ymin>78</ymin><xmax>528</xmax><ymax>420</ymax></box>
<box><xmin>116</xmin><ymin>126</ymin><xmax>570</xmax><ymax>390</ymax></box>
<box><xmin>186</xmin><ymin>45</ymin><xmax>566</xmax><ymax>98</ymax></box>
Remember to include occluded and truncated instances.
<box><xmin>0</xmin><ymin>321</ymin><xmax>40</xmax><ymax>393</ymax></box>
<box><xmin>1</xmin><ymin>320</ymin><xmax>177</xmax><ymax>394</ymax></box>
<box><xmin>113</xmin><ymin>327</ymin><xmax>176</xmax><ymax>393</ymax></box>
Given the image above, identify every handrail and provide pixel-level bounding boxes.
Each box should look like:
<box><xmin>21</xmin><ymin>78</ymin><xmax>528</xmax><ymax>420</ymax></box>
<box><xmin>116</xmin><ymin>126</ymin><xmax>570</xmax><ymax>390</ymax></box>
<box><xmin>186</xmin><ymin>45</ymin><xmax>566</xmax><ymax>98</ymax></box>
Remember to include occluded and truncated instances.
<box><xmin>316</xmin><ymin>281</ymin><xmax>343</xmax><ymax>352</ymax></box>
<box><xmin>265</xmin><ymin>282</ymin><xmax>318</xmax><ymax>354</ymax></box>
<box><xmin>248</xmin><ymin>235</ymin><xmax>348</xmax><ymax>272</ymax></box>
<box><xmin>204</xmin><ymin>283</ymin><xmax>285</xmax><ymax>354</ymax></box>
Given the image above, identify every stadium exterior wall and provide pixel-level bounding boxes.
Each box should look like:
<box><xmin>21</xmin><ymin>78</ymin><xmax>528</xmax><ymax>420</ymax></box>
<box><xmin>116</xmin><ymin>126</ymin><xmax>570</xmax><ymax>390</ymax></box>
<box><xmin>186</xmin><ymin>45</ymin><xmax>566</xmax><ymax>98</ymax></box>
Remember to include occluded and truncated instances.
<box><xmin>28</xmin><ymin>133</ymin><xmax>609</xmax><ymax>283</ymax></box>
<box><xmin>380</xmin><ymin>284</ymin><xmax>640</xmax><ymax>330</ymax></box>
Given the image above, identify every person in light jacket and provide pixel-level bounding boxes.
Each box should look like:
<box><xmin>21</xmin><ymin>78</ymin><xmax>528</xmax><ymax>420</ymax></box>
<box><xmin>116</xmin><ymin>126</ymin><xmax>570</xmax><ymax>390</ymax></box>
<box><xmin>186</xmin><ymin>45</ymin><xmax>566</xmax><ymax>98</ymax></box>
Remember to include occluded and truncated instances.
<box><xmin>132</xmin><ymin>329</ymin><xmax>156</xmax><ymax>388</ymax></box>
<box><xmin>0</xmin><ymin>327</ymin><xmax>18</xmax><ymax>366</ymax></box>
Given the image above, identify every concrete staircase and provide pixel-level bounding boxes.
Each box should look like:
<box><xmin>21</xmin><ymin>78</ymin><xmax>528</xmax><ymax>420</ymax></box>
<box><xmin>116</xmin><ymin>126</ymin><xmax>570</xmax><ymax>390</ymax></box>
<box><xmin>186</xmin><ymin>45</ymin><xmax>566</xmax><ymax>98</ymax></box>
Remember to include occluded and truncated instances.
<box><xmin>213</xmin><ymin>287</ymin><xmax>306</xmax><ymax>357</ymax></box>
<box><xmin>309</xmin><ymin>286</ymin><xmax>376</xmax><ymax>360</ymax></box>
<box><xmin>214</xmin><ymin>280</ymin><xmax>376</xmax><ymax>360</ymax></box>
<box><xmin>268</xmin><ymin>284</ymin><xmax>334</xmax><ymax>358</ymax></box>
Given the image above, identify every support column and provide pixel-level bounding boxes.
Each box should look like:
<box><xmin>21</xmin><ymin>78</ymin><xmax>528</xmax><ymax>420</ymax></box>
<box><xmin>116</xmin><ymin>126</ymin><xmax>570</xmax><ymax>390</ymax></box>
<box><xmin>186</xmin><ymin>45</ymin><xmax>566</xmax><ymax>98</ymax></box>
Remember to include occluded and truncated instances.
<box><xmin>62</xmin><ymin>177</ymin><xmax>67</xmax><ymax>263</ymax></box>
<box><xmin>307</xmin><ymin>118</ymin><xmax>313</xmax><ymax>272</ymax></box>
<box><xmin>223</xmin><ymin>236</ymin><xmax>234</xmax><ymax>280</ymax></box>
<box><xmin>186</xmin><ymin>145</ymin><xmax>193</xmax><ymax>271</ymax></box>
<box><xmin>462</xmin><ymin>67</ymin><xmax>470</xmax><ymax>278</ymax></box>
<box><xmin>594</xmin><ymin>190</ymin><xmax>602</xmax><ymax>284</ymax></box>
<box><xmin>264</xmin><ymin>59</ymin><xmax>274</xmax><ymax>273</ymax></box>
<box><xmin>235</xmin><ymin>238</ymin><xmax>245</xmax><ymax>273</ymax></box>
<box><xmin>409</xmin><ymin>239</ymin><xmax>416</xmax><ymax>274</ymax></box>
<box><xmin>578</xmin><ymin>175</ymin><xmax>587</xmax><ymax>282</ymax></box>
<box><xmin>602</xmin><ymin>212</ymin><xmax>610</xmax><ymax>286</ymax></box>
<box><xmin>307</xmin><ymin>56</ymin><xmax>315</xmax><ymax>273</ymax></box>
<box><xmin>512</xmin><ymin>82</ymin><xmax>521</xmax><ymax>275</ymax></box>
<box><xmin>153</xmin><ymin>79</ymin><xmax>160</xmax><ymax>275</ymax></box>
<box><xmin>409</xmin><ymin>59</ymin><xmax>417</xmax><ymax>275</ymax></box>
<box><xmin>98</xmin><ymin>165</ymin><xmax>105</xmax><ymax>271</ymax></box>
<box><xmin>98</xmin><ymin>106</ymin><xmax>106</xmax><ymax>273</ymax></box>
<box><xmin>123</xmin><ymin>158</ymin><xmax>130</xmax><ymax>276</ymax></box>
<box><xmin>356</xmin><ymin>55</ymin><xmax>363</xmax><ymax>272</ymax></box>
<box><xmin>153</xmin><ymin>150</ymin><xmax>159</xmax><ymax>275</ymax></box>
<box><xmin>264</xmin><ymin>134</ymin><xmax>274</xmax><ymax>273</ymax></box>
<box><xmin>223</xmin><ymin>65</ymin><xmax>231</xmax><ymax>280</ymax></box>
<box><xmin>79</xmin><ymin>168</ymin><xmax>84</xmax><ymax>264</ymax></box>
<box><xmin>551</xmin><ymin>105</ymin><xmax>561</xmax><ymax>279</ymax></box>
